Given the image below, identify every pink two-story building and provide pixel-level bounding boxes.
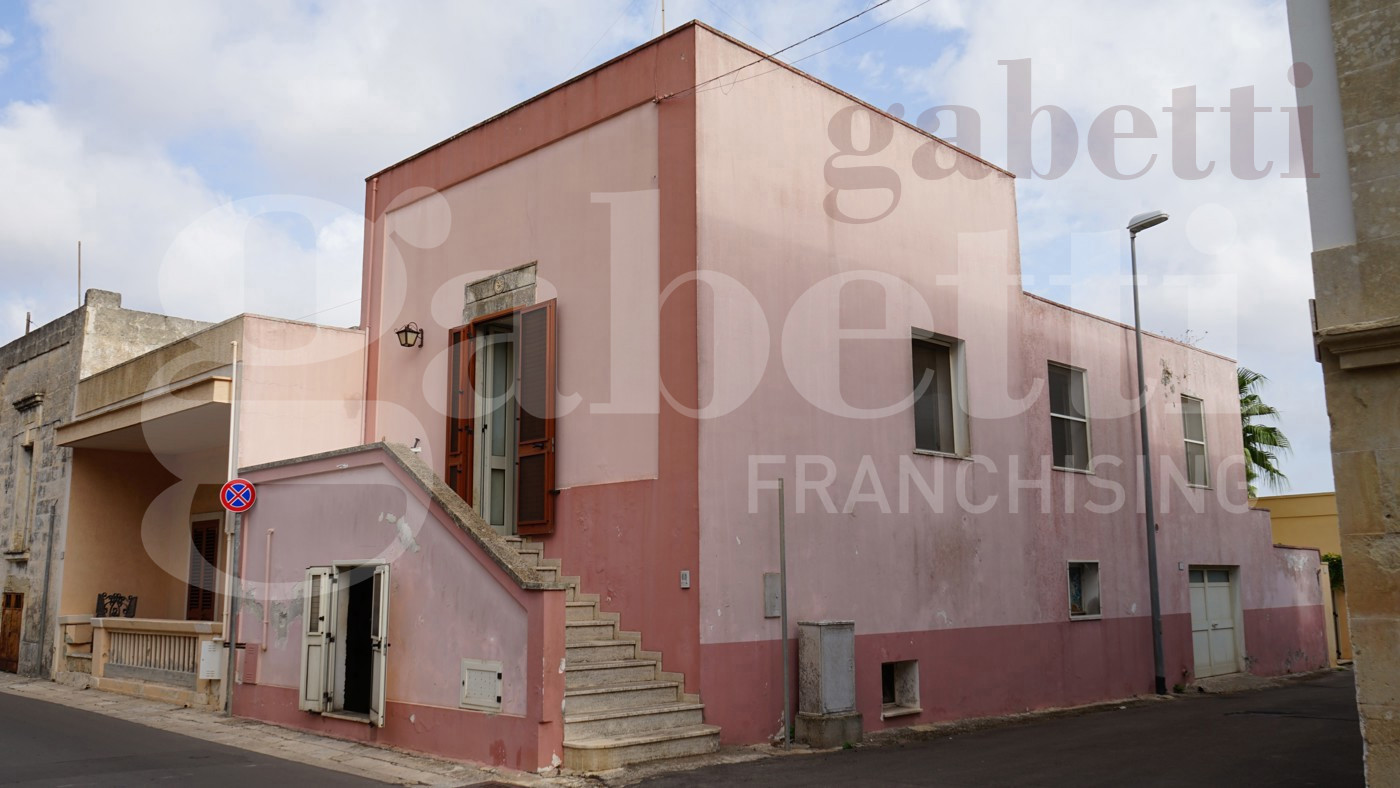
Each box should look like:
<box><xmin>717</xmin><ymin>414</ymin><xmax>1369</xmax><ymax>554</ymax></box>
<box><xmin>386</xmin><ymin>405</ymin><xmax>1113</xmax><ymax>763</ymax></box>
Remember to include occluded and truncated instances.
<box><xmin>226</xmin><ymin>22</ymin><xmax>1326</xmax><ymax>773</ymax></box>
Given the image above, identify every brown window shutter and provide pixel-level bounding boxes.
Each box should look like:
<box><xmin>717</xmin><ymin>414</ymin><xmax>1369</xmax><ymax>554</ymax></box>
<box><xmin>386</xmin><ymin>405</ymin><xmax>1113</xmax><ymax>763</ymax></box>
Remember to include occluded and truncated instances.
<box><xmin>186</xmin><ymin>520</ymin><xmax>220</xmax><ymax>621</ymax></box>
<box><xmin>515</xmin><ymin>300</ymin><xmax>557</xmax><ymax>535</ymax></box>
<box><xmin>446</xmin><ymin>324</ymin><xmax>476</xmax><ymax>505</ymax></box>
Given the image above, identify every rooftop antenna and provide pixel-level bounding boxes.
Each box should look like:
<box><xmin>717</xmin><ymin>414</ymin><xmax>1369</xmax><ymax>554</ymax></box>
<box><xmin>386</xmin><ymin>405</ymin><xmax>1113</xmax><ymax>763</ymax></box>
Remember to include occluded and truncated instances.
<box><xmin>25</xmin><ymin>312</ymin><xmax>31</xmax><ymax>336</ymax></box>
<box><xmin>661</xmin><ymin>0</ymin><xmax>665</xmax><ymax>32</ymax></box>
<box><xmin>77</xmin><ymin>240</ymin><xmax>82</xmax><ymax>306</ymax></box>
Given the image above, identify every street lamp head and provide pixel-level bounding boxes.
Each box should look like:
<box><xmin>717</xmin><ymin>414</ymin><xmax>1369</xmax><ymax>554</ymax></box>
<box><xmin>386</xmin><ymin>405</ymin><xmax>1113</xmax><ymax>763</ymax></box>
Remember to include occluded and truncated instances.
<box><xmin>1127</xmin><ymin>210</ymin><xmax>1169</xmax><ymax>235</ymax></box>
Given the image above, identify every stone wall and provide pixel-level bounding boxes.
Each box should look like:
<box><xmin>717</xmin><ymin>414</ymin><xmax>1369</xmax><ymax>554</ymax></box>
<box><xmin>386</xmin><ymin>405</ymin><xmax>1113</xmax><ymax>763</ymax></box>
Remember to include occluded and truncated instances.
<box><xmin>0</xmin><ymin>305</ymin><xmax>84</xmax><ymax>678</ymax></box>
<box><xmin>1311</xmin><ymin>0</ymin><xmax>1400</xmax><ymax>782</ymax></box>
<box><xmin>78</xmin><ymin>290</ymin><xmax>211</xmax><ymax>379</ymax></box>
<box><xmin>0</xmin><ymin>290</ymin><xmax>209</xmax><ymax>677</ymax></box>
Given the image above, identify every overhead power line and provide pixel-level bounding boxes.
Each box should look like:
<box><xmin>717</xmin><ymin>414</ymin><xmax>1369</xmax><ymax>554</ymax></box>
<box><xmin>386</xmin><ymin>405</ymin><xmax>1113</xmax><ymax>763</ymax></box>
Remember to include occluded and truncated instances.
<box><xmin>702</xmin><ymin>0</ymin><xmax>769</xmax><ymax>46</ymax></box>
<box><xmin>296</xmin><ymin>297</ymin><xmax>361</xmax><ymax>322</ymax></box>
<box><xmin>691</xmin><ymin>0</ymin><xmax>933</xmax><ymax>97</ymax></box>
<box><xmin>660</xmin><ymin>0</ymin><xmax>900</xmax><ymax>101</ymax></box>
<box><xmin>569</xmin><ymin>0</ymin><xmax>647</xmax><ymax>76</ymax></box>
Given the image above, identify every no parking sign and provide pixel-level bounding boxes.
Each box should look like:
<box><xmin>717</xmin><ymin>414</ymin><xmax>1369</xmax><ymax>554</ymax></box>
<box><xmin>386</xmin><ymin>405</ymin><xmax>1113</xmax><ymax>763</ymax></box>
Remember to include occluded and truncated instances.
<box><xmin>220</xmin><ymin>478</ymin><xmax>257</xmax><ymax>513</ymax></box>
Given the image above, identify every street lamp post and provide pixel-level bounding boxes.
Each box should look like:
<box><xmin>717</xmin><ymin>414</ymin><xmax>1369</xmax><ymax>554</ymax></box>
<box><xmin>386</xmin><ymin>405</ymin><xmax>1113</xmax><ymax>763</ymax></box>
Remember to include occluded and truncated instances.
<box><xmin>1128</xmin><ymin>209</ymin><xmax>1169</xmax><ymax>696</ymax></box>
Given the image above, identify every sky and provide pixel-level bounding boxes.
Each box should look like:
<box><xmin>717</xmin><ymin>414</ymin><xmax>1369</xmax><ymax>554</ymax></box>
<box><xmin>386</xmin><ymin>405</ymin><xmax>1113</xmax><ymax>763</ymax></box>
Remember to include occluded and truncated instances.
<box><xmin>0</xmin><ymin>0</ymin><xmax>1330</xmax><ymax>493</ymax></box>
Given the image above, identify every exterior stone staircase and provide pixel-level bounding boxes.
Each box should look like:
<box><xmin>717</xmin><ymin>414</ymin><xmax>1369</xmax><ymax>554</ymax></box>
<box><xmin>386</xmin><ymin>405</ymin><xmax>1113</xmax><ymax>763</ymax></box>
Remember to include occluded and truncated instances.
<box><xmin>504</xmin><ymin>535</ymin><xmax>720</xmax><ymax>771</ymax></box>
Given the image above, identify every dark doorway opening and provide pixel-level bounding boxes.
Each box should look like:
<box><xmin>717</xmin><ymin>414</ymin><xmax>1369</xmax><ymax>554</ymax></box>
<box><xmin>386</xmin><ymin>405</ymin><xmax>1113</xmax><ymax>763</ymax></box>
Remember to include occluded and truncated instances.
<box><xmin>0</xmin><ymin>592</ymin><xmax>22</xmax><ymax>673</ymax></box>
<box><xmin>341</xmin><ymin>567</ymin><xmax>374</xmax><ymax>714</ymax></box>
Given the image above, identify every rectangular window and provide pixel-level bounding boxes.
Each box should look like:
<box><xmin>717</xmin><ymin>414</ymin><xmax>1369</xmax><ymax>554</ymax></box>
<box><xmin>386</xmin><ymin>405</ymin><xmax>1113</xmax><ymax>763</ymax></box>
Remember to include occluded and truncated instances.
<box><xmin>1181</xmin><ymin>396</ymin><xmax>1209</xmax><ymax>487</ymax></box>
<box><xmin>911</xmin><ymin>334</ymin><xmax>965</xmax><ymax>455</ymax></box>
<box><xmin>1049</xmin><ymin>363</ymin><xmax>1090</xmax><ymax>471</ymax></box>
<box><xmin>1068</xmin><ymin>561</ymin><xmax>1101</xmax><ymax>619</ymax></box>
<box><xmin>7</xmin><ymin>442</ymin><xmax>34</xmax><ymax>554</ymax></box>
<box><xmin>185</xmin><ymin>516</ymin><xmax>221</xmax><ymax>621</ymax></box>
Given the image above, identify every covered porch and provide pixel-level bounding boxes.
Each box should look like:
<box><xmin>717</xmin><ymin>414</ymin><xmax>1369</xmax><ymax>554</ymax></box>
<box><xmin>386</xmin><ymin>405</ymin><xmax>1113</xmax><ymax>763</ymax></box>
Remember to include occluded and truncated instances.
<box><xmin>50</xmin><ymin>314</ymin><xmax>366</xmax><ymax>707</ymax></box>
<box><xmin>54</xmin><ymin>321</ymin><xmax>241</xmax><ymax>708</ymax></box>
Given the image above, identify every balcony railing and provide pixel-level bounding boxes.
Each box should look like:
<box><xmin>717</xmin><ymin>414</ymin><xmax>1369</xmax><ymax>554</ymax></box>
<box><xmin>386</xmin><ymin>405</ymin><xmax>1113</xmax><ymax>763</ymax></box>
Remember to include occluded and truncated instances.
<box><xmin>87</xmin><ymin>618</ymin><xmax>223</xmax><ymax>700</ymax></box>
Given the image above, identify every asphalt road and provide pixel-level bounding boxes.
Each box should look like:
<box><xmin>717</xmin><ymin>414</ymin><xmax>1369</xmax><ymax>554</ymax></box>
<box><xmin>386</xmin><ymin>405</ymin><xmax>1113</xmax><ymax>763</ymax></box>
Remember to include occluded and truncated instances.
<box><xmin>0</xmin><ymin>691</ymin><xmax>386</xmax><ymax>787</ymax></box>
<box><xmin>639</xmin><ymin>670</ymin><xmax>1364</xmax><ymax>787</ymax></box>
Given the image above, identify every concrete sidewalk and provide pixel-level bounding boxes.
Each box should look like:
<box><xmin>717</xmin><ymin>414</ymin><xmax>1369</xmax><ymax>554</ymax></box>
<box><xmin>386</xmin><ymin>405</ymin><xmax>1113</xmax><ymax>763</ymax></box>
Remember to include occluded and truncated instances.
<box><xmin>0</xmin><ymin>674</ymin><xmax>552</xmax><ymax>787</ymax></box>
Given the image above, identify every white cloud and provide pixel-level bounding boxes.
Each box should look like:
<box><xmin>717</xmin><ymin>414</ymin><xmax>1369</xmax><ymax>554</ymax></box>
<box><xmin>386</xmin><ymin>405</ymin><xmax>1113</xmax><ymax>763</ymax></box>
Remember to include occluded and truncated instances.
<box><xmin>1</xmin><ymin>0</ymin><xmax>1328</xmax><ymax>491</ymax></box>
<box><xmin>4</xmin><ymin>0</ymin><xmax>853</xmax><ymax>335</ymax></box>
<box><xmin>892</xmin><ymin>0</ymin><xmax>1328</xmax><ymax>490</ymax></box>
<box><xmin>0</xmin><ymin>100</ymin><xmax>363</xmax><ymax>327</ymax></box>
<box><xmin>0</xmin><ymin>26</ymin><xmax>12</xmax><ymax>75</ymax></box>
<box><xmin>4</xmin><ymin>0</ymin><xmax>661</xmax><ymax>331</ymax></box>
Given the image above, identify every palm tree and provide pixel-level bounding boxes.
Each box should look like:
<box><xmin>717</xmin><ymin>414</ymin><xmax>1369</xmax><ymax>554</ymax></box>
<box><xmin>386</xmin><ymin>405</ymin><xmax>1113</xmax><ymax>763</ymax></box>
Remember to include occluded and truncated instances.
<box><xmin>1239</xmin><ymin>367</ymin><xmax>1290</xmax><ymax>497</ymax></box>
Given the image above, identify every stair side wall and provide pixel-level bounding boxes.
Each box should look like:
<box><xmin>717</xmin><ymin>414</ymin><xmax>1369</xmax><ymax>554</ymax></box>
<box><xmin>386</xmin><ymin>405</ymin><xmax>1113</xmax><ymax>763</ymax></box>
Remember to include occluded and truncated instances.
<box><xmin>235</xmin><ymin>448</ymin><xmax>567</xmax><ymax>772</ymax></box>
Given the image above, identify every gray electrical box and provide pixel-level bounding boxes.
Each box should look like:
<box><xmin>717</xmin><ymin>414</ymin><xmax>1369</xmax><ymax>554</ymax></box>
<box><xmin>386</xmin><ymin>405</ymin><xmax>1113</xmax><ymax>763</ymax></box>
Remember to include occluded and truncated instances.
<box><xmin>795</xmin><ymin>620</ymin><xmax>862</xmax><ymax>747</ymax></box>
<box><xmin>763</xmin><ymin>573</ymin><xmax>781</xmax><ymax>618</ymax></box>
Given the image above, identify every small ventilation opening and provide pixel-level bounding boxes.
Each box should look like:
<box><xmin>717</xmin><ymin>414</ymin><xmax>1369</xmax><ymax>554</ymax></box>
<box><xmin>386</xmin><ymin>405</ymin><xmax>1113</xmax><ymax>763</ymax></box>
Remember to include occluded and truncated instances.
<box><xmin>880</xmin><ymin>659</ymin><xmax>920</xmax><ymax>719</ymax></box>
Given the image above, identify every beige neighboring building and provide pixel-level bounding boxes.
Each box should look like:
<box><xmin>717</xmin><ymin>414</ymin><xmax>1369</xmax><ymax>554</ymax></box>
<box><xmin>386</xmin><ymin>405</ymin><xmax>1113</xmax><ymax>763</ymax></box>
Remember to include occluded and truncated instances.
<box><xmin>1258</xmin><ymin>493</ymin><xmax>1351</xmax><ymax>663</ymax></box>
<box><xmin>52</xmin><ymin>314</ymin><xmax>364</xmax><ymax>708</ymax></box>
<box><xmin>1289</xmin><ymin>0</ymin><xmax>1400</xmax><ymax>781</ymax></box>
<box><xmin>0</xmin><ymin>290</ymin><xmax>208</xmax><ymax>679</ymax></box>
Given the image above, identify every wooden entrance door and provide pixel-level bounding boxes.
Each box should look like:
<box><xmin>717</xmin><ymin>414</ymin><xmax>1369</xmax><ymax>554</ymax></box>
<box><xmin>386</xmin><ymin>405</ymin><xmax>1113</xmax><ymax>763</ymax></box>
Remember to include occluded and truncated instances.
<box><xmin>0</xmin><ymin>592</ymin><xmax>22</xmax><ymax>673</ymax></box>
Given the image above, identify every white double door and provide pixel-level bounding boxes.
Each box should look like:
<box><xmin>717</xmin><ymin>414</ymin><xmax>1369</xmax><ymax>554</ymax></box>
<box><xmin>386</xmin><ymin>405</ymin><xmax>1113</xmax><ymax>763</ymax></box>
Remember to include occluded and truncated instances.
<box><xmin>1189</xmin><ymin>567</ymin><xmax>1242</xmax><ymax>678</ymax></box>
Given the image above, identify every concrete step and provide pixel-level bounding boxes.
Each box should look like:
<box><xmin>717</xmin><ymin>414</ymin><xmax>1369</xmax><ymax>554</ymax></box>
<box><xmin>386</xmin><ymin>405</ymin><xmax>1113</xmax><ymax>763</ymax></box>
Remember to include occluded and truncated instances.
<box><xmin>563</xmin><ymin>724</ymin><xmax>721</xmax><ymax>772</ymax></box>
<box><xmin>565</xmin><ymin>659</ymin><xmax>658</xmax><ymax>689</ymax></box>
<box><xmin>566</xmin><ymin>640</ymin><xmax>638</xmax><ymax>665</ymax></box>
<box><xmin>566</xmin><ymin>621</ymin><xmax>616</xmax><ymax>644</ymax></box>
<box><xmin>564</xmin><ymin>702</ymin><xmax>706</xmax><ymax>739</ymax></box>
<box><xmin>536</xmin><ymin>565</ymin><xmax>559</xmax><ymax>581</ymax></box>
<box><xmin>565</xmin><ymin>680</ymin><xmax>682</xmax><ymax>715</ymax></box>
<box><xmin>565</xmin><ymin>601</ymin><xmax>598</xmax><ymax>621</ymax></box>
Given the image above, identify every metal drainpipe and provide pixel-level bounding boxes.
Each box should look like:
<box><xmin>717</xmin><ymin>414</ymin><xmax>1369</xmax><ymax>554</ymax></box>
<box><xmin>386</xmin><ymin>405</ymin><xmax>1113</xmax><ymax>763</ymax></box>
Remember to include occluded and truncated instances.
<box><xmin>29</xmin><ymin>400</ymin><xmax>53</xmax><ymax>678</ymax></box>
<box><xmin>225</xmin><ymin>514</ymin><xmax>243</xmax><ymax>716</ymax></box>
<box><xmin>262</xmin><ymin>529</ymin><xmax>274</xmax><ymax>652</ymax></box>
<box><xmin>37</xmin><ymin>506</ymin><xmax>57</xmax><ymax>677</ymax></box>
<box><xmin>223</xmin><ymin>340</ymin><xmax>243</xmax><ymax>714</ymax></box>
<box><xmin>779</xmin><ymin>478</ymin><xmax>791</xmax><ymax>748</ymax></box>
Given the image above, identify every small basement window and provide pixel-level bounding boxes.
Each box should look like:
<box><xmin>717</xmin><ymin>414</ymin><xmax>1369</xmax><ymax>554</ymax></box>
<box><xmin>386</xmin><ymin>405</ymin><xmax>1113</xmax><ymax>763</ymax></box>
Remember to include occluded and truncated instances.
<box><xmin>880</xmin><ymin>660</ymin><xmax>921</xmax><ymax>719</ymax></box>
<box><xmin>1068</xmin><ymin>561</ymin><xmax>1101</xmax><ymax>619</ymax></box>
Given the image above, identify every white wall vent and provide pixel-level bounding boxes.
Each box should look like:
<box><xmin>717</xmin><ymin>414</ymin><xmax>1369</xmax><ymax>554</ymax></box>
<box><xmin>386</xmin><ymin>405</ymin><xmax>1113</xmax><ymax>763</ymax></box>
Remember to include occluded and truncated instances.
<box><xmin>460</xmin><ymin>658</ymin><xmax>503</xmax><ymax>712</ymax></box>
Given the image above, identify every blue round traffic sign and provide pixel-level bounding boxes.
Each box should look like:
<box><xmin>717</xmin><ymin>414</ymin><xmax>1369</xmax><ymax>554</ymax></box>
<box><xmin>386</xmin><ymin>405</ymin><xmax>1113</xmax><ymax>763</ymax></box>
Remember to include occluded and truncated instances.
<box><xmin>220</xmin><ymin>478</ymin><xmax>257</xmax><ymax>513</ymax></box>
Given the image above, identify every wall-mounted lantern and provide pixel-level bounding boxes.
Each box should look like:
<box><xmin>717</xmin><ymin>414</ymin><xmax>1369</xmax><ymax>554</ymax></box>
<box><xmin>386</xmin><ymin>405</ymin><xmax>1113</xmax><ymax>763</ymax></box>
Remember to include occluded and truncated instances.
<box><xmin>395</xmin><ymin>322</ymin><xmax>424</xmax><ymax>349</ymax></box>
